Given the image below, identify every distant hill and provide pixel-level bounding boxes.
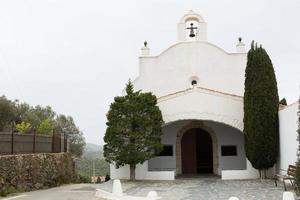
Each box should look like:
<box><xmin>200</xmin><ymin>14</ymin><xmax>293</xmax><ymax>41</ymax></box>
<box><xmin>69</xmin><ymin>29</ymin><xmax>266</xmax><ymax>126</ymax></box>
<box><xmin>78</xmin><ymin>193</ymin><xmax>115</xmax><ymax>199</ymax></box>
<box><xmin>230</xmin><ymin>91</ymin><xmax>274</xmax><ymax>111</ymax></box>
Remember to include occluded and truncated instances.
<box><xmin>76</xmin><ymin>143</ymin><xmax>109</xmax><ymax>177</ymax></box>
<box><xmin>83</xmin><ymin>143</ymin><xmax>104</xmax><ymax>159</ymax></box>
<box><xmin>85</xmin><ymin>143</ymin><xmax>102</xmax><ymax>153</ymax></box>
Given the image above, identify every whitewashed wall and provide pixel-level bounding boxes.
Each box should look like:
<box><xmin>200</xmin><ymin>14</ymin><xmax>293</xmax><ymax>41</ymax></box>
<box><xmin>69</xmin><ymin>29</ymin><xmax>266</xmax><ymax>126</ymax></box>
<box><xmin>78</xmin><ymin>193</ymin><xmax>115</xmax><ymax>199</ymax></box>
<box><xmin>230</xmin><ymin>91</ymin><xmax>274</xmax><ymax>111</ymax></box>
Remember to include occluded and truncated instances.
<box><xmin>110</xmin><ymin>161</ymin><xmax>175</xmax><ymax>181</ymax></box>
<box><xmin>278</xmin><ymin>102</ymin><xmax>299</xmax><ymax>173</ymax></box>
<box><xmin>135</xmin><ymin>41</ymin><xmax>247</xmax><ymax>98</ymax></box>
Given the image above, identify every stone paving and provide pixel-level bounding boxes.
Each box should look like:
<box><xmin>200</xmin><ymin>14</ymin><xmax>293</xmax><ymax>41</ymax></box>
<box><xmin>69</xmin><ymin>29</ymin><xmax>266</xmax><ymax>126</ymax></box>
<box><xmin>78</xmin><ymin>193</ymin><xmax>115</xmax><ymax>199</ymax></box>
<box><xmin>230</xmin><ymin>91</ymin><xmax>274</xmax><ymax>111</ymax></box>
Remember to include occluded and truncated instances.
<box><xmin>97</xmin><ymin>176</ymin><xmax>294</xmax><ymax>200</ymax></box>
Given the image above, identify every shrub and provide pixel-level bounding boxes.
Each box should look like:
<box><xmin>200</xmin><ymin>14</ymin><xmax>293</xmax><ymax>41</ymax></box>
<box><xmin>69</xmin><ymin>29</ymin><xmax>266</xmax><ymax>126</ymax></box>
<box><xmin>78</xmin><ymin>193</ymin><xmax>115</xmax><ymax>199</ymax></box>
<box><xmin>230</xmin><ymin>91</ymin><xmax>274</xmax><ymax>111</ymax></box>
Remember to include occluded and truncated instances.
<box><xmin>0</xmin><ymin>186</ymin><xmax>18</xmax><ymax>197</ymax></box>
<box><xmin>37</xmin><ymin>119</ymin><xmax>53</xmax><ymax>135</ymax></box>
<box><xmin>15</xmin><ymin>122</ymin><xmax>32</xmax><ymax>133</ymax></box>
<box><xmin>77</xmin><ymin>174</ymin><xmax>90</xmax><ymax>183</ymax></box>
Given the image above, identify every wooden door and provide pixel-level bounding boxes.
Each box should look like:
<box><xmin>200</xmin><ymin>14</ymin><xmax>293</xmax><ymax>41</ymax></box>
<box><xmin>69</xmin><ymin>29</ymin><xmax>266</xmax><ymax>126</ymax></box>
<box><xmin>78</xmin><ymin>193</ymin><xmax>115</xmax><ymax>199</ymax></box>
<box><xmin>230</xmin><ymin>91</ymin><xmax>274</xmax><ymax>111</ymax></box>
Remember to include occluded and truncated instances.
<box><xmin>181</xmin><ymin>129</ymin><xmax>197</xmax><ymax>174</ymax></box>
<box><xmin>196</xmin><ymin>129</ymin><xmax>213</xmax><ymax>173</ymax></box>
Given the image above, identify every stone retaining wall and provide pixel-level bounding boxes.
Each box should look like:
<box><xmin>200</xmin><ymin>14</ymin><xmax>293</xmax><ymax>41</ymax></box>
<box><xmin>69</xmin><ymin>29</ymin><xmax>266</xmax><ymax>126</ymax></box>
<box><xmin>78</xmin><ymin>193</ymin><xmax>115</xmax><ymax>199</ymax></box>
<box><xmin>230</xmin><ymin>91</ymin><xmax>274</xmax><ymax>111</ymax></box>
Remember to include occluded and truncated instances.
<box><xmin>0</xmin><ymin>153</ymin><xmax>75</xmax><ymax>191</ymax></box>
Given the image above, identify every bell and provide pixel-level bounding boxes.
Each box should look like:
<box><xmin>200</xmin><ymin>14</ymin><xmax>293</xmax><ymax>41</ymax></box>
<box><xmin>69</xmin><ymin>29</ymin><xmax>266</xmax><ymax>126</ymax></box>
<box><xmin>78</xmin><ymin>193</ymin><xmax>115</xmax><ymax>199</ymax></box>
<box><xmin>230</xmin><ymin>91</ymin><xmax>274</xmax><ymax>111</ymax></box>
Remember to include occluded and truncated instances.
<box><xmin>187</xmin><ymin>23</ymin><xmax>197</xmax><ymax>38</ymax></box>
<box><xmin>189</xmin><ymin>31</ymin><xmax>196</xmax><ymax>38</ymax></box>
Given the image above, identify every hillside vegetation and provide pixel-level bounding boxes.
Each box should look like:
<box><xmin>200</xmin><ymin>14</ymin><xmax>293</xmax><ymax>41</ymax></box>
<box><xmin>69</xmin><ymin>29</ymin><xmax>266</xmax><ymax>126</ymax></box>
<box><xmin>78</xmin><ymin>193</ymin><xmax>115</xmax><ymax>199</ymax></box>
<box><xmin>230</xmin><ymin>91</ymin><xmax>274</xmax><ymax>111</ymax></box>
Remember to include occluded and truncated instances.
<box><xmin>76</xmin><ymin>143</ymin><xmax>110</xmax><ymax>178</ymax></box>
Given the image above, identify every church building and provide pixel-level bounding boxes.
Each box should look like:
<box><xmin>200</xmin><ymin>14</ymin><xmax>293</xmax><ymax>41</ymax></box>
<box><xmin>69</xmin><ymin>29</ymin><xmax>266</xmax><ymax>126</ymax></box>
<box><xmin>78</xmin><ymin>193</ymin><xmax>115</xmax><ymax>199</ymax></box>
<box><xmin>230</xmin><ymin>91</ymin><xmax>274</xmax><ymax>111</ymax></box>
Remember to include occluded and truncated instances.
<box><xmin>110</xmin><ymin>10</ymin><xmax>299</xmax><ymax>180</ymax></box>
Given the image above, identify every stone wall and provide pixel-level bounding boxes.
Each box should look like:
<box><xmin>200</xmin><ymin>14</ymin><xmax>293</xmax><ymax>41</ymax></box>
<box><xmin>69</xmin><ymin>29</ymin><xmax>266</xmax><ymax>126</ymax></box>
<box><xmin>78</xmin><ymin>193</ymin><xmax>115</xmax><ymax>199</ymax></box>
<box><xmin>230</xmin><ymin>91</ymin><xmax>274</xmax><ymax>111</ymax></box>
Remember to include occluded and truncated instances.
<box><xmin>0</xmin><ymin>153</ymin><xmax>75</xmax><ymax>191</ymax></box>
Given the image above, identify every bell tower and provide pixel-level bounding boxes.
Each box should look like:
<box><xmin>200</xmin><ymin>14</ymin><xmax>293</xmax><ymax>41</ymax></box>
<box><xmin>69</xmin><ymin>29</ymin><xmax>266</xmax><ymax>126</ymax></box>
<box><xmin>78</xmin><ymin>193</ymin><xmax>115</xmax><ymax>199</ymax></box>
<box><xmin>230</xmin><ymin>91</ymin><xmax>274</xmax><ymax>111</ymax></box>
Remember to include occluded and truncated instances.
<box><xmin>177</xmin><ymin>10</ymin><xmax>207</xmax><ymax>42</ymax></box>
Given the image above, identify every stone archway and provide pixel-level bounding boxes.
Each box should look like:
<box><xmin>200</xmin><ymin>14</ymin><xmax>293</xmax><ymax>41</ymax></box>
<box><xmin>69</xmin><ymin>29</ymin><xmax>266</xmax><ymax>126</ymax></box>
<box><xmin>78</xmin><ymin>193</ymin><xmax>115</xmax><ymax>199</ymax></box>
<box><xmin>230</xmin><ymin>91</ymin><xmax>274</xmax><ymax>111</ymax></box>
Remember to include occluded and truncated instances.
<box><xmin>176</xmin><ymin>121</ymin><xmax>219</xmax><ymax>175</ymax></box>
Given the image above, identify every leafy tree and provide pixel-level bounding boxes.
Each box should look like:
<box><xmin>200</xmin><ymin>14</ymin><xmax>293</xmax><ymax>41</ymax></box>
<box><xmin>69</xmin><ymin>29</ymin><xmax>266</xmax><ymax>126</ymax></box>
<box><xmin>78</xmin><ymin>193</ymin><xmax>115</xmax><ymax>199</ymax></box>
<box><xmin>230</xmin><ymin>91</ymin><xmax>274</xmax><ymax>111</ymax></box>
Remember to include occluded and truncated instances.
<box><xmin>243</xmin><ymin>41</ymin><xmax>279</xmax><ymax>178</ymax></box>
<box><xmin>15</xmin><ymin>122</ymin><xmax>32</xmax><ymax>133</ymax></box>
<box><xmin>0</xmin><ymin>96</ymin><xmax>86</xmax><ymax>157</ymax></box>
<box><xmin>104</xmin><ymin>81</ymin><xmax>164</xmax><ymax>180</ymax></box>
<box><xmin>37</xmin><ymin>119</ymin><xmax>53</xmax><ymax>135</ymax></box>
<box><xmin>30</xmin><ymin>105</ymin><xmax>56</xmax><ymax>128</ymax></box>
<box><xmin>0</xmin><ymin>96</ymin><xmax>15</xmax><ymax>131</ymax></box>
<box><xmin>54</xmin><ymin>115</ymin><xmax>86</xmax><ymax>158</ymax></box>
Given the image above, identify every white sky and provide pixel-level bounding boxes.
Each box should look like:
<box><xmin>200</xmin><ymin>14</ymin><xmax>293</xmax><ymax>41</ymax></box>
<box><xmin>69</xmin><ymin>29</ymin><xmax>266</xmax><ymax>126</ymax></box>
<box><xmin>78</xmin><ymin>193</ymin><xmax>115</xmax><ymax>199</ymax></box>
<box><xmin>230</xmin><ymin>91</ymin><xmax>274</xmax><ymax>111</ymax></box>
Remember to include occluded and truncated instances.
<box><xmin>0</xmin><ymin>0</ymin><xmax>299</xmax><ymax>145</ymax></box>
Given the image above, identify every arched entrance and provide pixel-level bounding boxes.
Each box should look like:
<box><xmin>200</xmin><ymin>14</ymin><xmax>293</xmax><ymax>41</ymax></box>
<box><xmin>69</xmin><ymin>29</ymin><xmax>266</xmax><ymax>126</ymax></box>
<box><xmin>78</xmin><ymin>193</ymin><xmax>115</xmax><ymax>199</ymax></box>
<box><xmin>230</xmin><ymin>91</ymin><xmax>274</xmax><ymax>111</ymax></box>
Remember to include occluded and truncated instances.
<box><xmin>176</xmin><ymin>121</ymin><xmax>219</xmax><ymax>175</ymax></box>
<box><xmin>181</xmin><ymin>128</ymin><xmax>213</xmax><ymax>174</ymax></box>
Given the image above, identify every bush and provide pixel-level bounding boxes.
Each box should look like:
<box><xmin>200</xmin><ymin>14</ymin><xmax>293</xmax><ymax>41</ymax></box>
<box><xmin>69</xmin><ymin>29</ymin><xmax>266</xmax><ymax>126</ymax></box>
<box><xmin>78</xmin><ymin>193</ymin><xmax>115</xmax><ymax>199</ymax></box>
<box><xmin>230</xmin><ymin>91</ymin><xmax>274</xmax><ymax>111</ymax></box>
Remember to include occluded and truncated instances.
<box><xmin>15</xmin><ymin>122</ymin><xmax>32</xmax><ymax>133</ymax></box>
<box><xmin>0</xmin><ymin>186</ymin><xmax>18</xmax><ymax>197</ymax></box>
<box><xmin>77</xmin><ymin>174</ymin><xmax>90</xmax><ymax>183</ymax></box>
<box><xmin>37</xmin><ymin>119</ymin><xmax>53</xmax><ymax>135</ymax></box>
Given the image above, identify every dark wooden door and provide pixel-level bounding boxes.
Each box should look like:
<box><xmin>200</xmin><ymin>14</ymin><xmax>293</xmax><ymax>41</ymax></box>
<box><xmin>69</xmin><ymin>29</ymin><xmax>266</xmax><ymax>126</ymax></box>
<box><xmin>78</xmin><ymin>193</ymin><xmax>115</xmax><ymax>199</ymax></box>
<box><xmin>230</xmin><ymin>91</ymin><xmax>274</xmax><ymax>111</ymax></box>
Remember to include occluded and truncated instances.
<box><xmin>196</xmin><ymin>129</ymin><xmax>213</xmax><ymax>173</ymax></box>
<box><xmin>181</xmin><ymin>129</ymin><xmax>197</xmax><ymax>174</ymax></box>
<box><xmin>181</xmin><ymin>128</ymin><xmax>213</xmax><ymax>174</ymax></box>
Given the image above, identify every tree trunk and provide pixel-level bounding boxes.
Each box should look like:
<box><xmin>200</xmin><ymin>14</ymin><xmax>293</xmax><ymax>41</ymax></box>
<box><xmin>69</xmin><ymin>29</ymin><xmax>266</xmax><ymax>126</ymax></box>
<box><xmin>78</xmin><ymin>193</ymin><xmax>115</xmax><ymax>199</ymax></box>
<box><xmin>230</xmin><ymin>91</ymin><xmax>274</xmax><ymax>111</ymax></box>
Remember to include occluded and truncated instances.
<box><xmin>130</xmin><ymin>164</ymin><xmax>136</xmax><ymax>181</ymax></box>
<box><xmin>259</xmin><ymin>169</ymin><xmax>267</xmax><ymax>179</ymax></box>
<box><xmin>263</xmin><ymin>169</ymin><xmax>267</xmax><ymax>179</ymax></box>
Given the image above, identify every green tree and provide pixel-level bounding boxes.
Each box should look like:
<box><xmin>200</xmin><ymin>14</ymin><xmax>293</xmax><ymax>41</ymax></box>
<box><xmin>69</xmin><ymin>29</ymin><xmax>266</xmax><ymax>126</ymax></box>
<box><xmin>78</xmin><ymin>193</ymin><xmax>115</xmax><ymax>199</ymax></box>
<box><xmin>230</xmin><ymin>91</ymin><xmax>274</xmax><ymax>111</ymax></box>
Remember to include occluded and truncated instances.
<box><xmin>104</xmin><ymin>81</ymin><xmax>164</xmax><ymax>180</ymax></box>
<box><xmin>37</xmin><ymin>119</ymin><xmax>53</xmax><ymax>135</ymax></box>
<box><xmin>30</xmin><ymin>105</ymin><xmax>56</xmax><ymax>128</ymax></box>
<box><xmin>54</xmin><ymin>115</ymin><xmax>86</xmax><ymax>158</ymax></box>
<box><xmin>243</xmin><ymin>41</ymin><xmax>279</xmax><ymax>178</ymax></box>
<box><xmin>15</xmin><ymin>122</ymin><xmax>32</xmax><ymax>133</ymax></box>
<box><xmin>0</xmin><ymin>96</ymin><xmax>15</xmax><ymax>131</ymax></box>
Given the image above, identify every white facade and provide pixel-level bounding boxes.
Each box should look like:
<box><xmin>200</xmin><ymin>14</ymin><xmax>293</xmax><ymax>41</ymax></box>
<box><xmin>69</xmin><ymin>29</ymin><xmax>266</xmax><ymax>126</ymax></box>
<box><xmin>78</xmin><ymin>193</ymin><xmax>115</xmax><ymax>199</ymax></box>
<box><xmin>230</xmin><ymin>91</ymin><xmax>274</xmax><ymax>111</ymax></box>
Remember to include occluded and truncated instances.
<box><xmin>278</xmin><ymin>102</ymin><xmax>299</xmax><ymax>174</ymax></box>
<box><xmin>110</xmin><ymin>11</ymin><xmax>299</xmax><ymax>181</ymax></box>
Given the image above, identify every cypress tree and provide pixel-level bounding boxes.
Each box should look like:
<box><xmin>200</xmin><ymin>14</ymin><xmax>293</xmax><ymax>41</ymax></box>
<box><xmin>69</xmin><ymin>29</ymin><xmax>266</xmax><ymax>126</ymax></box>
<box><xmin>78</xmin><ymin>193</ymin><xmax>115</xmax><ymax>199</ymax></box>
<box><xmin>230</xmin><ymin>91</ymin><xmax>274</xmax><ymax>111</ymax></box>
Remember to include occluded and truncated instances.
<box><xmin>243</xmin><ymin>41</ymin><xmax>279</xmax><ymax>178</ymax></box>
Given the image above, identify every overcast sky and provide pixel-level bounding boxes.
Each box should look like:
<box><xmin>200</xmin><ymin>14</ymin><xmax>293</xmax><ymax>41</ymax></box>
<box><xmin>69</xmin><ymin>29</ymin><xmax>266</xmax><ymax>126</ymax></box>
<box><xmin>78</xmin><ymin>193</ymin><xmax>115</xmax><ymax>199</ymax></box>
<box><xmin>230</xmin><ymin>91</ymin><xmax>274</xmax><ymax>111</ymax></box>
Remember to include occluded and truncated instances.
<box><xmin>0</xmin><ymin>0</ymin><xmax>299</xmax><ymax>145</ymax></box>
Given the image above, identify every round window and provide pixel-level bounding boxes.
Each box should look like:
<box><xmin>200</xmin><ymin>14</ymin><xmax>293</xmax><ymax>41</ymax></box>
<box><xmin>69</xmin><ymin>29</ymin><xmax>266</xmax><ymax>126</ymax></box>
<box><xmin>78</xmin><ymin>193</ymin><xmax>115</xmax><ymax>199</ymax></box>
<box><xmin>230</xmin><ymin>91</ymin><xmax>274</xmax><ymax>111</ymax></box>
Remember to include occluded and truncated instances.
<box><xmin>191</xmin><ymin>80</ymin><xmax>197</xmax><ymax>86</ymax></box>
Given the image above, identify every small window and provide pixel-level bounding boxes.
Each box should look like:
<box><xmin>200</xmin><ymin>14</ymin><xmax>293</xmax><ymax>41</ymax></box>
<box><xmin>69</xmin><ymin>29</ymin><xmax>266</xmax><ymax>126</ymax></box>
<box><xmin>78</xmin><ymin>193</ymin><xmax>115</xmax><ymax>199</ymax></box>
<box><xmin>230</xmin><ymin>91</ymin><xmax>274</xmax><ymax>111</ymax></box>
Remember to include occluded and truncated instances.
<box><xmin>191</xmin><ymin>80</ymin><xmax>197</xmax><ymax>86</ymax></box>
<box><xmin>158</xmin><ymin>145</ymin><xmax>173</xmax><ymax>156</ymax></box>
<box><xmin>221</xmin><ymin>145</ymin><xmax>237</xmax><ymax>156</ymax></box>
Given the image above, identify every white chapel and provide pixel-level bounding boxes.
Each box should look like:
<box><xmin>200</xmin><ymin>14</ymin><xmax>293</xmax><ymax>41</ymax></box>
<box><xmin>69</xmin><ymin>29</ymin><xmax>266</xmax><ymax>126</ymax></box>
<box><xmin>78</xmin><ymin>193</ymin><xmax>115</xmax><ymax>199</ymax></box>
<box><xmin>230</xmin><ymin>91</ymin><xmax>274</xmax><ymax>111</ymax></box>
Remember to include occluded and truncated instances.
<box><xmin>110</xmin><ymin>10</ymin><xmax>299</xmax><ymax>180</ymax></box>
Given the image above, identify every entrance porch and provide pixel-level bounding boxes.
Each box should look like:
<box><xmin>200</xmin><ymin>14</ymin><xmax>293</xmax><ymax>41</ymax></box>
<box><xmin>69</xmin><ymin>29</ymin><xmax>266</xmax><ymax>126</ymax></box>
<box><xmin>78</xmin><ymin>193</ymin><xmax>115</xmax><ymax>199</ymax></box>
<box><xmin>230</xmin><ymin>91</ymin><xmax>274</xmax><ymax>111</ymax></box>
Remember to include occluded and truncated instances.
<box><xmin>148</xmin><ymin>120</ymin><xmax>257</xmax><ymax>179</ymax></box>
<box><xmin>110</xmin><ymin>120</ymin><xmax>260</xmax><ymax>180</ymax></box>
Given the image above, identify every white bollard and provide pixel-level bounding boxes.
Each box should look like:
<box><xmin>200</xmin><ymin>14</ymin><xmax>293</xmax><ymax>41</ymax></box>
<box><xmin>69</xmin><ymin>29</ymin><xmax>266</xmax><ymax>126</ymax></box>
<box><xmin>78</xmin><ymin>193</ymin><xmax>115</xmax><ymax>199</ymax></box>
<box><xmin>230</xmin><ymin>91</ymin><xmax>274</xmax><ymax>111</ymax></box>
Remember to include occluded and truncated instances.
<box><xmin>283</xmin><ymin>192</ymin><xmax>295</xmax><ymax>200</ymax></box>
<box><xmin>228</xmin><ymin>197</ymin><xmax>239</xmax><ymax>200</ymax></box>
<box><xmin>147</xmin><ymin>191</ymin><xmax>159</xmax><ymax>200</ymax></box>
<box><xmin>112</xmin><ymin>179</ymin><xmax>123</xmax><ymax>196</ymax></box>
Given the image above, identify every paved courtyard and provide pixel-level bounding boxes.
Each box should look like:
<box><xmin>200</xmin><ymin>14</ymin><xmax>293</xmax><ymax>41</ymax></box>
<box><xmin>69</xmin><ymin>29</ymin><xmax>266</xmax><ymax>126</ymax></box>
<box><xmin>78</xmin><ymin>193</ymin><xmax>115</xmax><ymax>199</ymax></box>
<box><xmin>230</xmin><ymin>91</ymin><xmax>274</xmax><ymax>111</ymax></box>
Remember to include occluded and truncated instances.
<box><xmin>97</xmin><ymin>176</ymin><xmax>294</xmax><ymax>200</ymax></box>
